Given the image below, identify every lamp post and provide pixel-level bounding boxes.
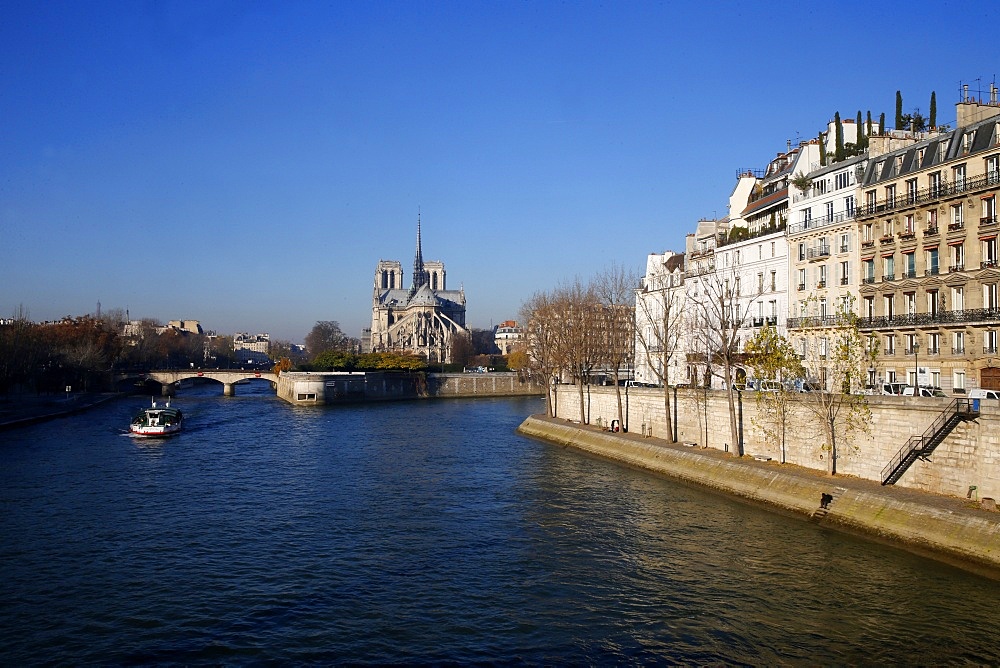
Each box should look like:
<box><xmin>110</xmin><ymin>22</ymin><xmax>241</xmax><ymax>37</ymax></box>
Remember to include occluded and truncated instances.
<box><xmin>911</xmin><ymin>339</ymin><xmax>920</xmax><ymax>389</ymax></box>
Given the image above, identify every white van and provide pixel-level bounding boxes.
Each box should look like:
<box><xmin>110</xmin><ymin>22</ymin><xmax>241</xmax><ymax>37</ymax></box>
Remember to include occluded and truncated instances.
<box><xmin>902</xmin><ymin>386</ymin><xmax>946</xmax><ymax>397</ymax></box>
<box><xmin>968</xmin><ymin>389</ymin><xmax>1000</xmax><ymax>400</ymax></box>
<box><xmin>880</xmin><ymin>382</ymin><xmax>907</xmax><ymax>395</ymax></box>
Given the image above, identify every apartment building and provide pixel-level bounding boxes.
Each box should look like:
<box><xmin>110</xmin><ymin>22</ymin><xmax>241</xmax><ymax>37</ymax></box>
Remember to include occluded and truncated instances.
<box><xmin>855</xmin><ymin>95</ymin><xmax>1000</xmax><ymax>392</ymax></box>
<box><xmin>785</xmin><ymin>154</ymin><xmax>867</xmax><ymax>385</ymax></box>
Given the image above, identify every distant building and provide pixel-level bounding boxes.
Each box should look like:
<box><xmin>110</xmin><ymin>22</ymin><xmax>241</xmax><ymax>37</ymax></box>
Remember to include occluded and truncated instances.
<box><xmin>493</xmin><ymin>320</ymin><xmax>524</xmax><ymax>355</ymax></box>
<box><xmin>234</xmin><ymin>332</ymin><xmax>271</xmax><ymax>365</ymax></box>
<box><xmin>368</xmin><ymin>216</ymin><xmax>470</xmax><ymax>363</ymax></box>
<box><xmin>166</xmin><ymin>320</ymin><xmax>203</xmax><ymax>335</ymax></box>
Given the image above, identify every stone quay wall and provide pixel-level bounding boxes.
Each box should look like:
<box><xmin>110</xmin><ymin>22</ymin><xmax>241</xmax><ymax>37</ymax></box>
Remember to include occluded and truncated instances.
<box><xmin>517</xmin><ymin>415</ymin><xmax>1000</xmax><ymax>574</ymax></box>
<box><xmin>550</xmin><ymin>384</ymin><xmax>1000</xmax><ymax>500</ymax></box>
<box><xmin>277</xmin><ymin>371</ymin><xmax>542</xmax><ymax>405</ymax></box>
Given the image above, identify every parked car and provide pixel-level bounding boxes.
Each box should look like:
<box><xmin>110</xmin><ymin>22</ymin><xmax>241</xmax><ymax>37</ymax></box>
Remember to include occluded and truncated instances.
<box><xmin>902</xmin><ymin>386</ymin><xmax>946</xmax><ymax>397</ymax></box>
<box><xmin>968</xmin><ymin>389</ymin><xmax>1000</xmax><ymax>400</ymax></box>
<box><xmin>880</xmin><ymin>382</ymin><xmax>908</xmax><ymax>396</ymax></box>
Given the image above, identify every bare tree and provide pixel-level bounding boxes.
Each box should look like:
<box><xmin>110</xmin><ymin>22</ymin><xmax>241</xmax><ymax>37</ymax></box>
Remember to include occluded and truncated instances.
<box><xmin>593</xmin><ymin>263</ymin><xmax>637</xmax><ymax>431</ymax></box>
<box><xmin>634</xmin><ymin>265</ymin><xmax>686</xmax><ymax>441</ymax></box>
<box><xmin>520</xmin><ymin>291</ymin><xmax>562</xmax><ymax>417</ymax></box>
<box><xmin>690</xmin><ymin>264</ymin><xmax>766</xmax><ymax>456</ymax></box>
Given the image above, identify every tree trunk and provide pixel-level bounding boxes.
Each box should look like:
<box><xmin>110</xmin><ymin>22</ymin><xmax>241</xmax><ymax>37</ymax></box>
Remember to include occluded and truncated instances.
<box><xmin>662</xmin><ymin>386</ymin><xmax>674</xmax><ymax>443</ymax></box>
<box><xmin>577</xmin><ymin>377</ymin><xmax>586</xmax><ymax>424</ymax></box>
<box><xmin>724</xmin><ymin>358</ymin><xmax>741</xmax><ymax>456</ymax></box>
<box><xmin>827</xmin><ymin>414</ymin><xmax>837</xmax><ymax>475</ymax></box>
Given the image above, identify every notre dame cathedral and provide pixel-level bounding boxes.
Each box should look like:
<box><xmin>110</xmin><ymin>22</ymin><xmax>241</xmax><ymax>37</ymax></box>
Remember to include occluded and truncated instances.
<box><xmin>365</xmin><ymin>216</ymin><xmax>470</xmax><ymax>363</ymax></box>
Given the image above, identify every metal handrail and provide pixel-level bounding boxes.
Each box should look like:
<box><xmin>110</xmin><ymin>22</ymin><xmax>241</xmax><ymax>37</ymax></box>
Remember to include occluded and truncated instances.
<box><xmin>881</xmin><ymin>399</ymin><xmax>978</xmax><ymax>484</ymax></box>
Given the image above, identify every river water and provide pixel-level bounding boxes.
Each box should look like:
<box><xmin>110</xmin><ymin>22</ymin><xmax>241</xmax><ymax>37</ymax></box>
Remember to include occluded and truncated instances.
<box><xmin>2</xmin><ymin>382</ymin><xmax>999</xmax><ymax>665</ymax></box>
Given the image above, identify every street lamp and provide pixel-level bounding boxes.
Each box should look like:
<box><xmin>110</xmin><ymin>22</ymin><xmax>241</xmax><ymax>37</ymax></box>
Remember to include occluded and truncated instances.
<box><xmin>911</xmin><ymin>339</ymin><xmax>920</xmax><ymax>390</ymax></box>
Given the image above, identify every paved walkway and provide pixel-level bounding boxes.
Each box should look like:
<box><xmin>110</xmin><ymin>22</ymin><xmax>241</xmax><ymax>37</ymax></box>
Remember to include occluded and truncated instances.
<box><xmin>536</xmin><ymin>414</ymin><xmax>995</xmax><ymax>521</ymax></box>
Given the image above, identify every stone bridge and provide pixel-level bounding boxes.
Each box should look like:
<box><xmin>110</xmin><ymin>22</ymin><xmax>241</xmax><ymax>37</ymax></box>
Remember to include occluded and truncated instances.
<box><xmin>142</xmin><ymin>370</ymin><xmax>279</xmax><ymax>396</ymax></box>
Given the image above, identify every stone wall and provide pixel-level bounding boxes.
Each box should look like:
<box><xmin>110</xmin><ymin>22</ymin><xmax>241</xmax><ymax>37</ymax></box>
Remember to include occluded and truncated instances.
<box><xmin>277</xmin><ymin>371</ymin><xmax>543</xmax><ymax>405</ymax></box>
<box><xmin>551</xmin><ymin>384</ymin><xmax>1000</xmax><ymax>499</ymax></box>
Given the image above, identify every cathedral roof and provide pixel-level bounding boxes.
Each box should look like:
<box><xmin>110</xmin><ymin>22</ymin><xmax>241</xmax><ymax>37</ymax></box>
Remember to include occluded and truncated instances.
<box><xmin>408</xmin><ymin>284</ymin><xmax>440</xmax><ymax>307</ymax></box>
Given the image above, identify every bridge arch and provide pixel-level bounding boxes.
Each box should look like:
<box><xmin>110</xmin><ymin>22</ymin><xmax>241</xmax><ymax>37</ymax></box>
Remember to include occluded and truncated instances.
<box><xmin>141</xmin><ymin>370</ymin><xmax>279</xmax><ymax>396</ymax></box>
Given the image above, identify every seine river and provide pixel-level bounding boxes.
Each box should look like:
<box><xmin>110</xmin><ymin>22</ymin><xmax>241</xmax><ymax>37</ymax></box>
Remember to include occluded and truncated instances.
<box><xmin>2</xmin><ymin>382</ymin><xmax>1000</xmax><ymax>664</ymax></box>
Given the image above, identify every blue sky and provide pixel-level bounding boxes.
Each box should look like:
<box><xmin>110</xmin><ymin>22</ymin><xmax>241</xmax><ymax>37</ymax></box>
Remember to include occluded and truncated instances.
<box><xmin>2</xmin><ymin>1</ymin><xmax>996</xmax><ymax>342</ymax></box>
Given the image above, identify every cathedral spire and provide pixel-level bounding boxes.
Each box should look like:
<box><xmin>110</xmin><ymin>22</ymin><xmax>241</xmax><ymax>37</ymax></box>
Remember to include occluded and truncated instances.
<box><xmin>411</xmin><ymin>211</ymin><xmax>428</xmax><ymax>294</ymax></box>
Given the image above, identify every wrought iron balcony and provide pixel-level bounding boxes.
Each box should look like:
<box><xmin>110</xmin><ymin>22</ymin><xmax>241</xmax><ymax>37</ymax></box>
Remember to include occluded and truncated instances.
<box><xmin>786</xmin><ymin>315</ymin><xmax>843</xmax><ymax>329</ymax></box>
<box><xmin>927</xmin><ymin>346</ymin><xmax>940</xmax><ymax>355</ymax></box>
<box><xmin>862</xmin><ymin>276</ymin><xmax>877</xmax><ymax>284</ymax></box>
<box><xmin>752</xmin><ymin>317</ymin><xmax>765</xmax><ymax>327</ymax></box>
<box><xmin>797</xmin><ymin>283</ymin><xmax>806</xmax><ymax>291</ymax></box>
<box><xmin>855</xmin><ymin>171</ymin><xmax>1000</xmax><ymax>220</ymax></box>
<box><xmin>981</xmin><ymin>216</ymin><xmax>998</xmax><ymax>227</ymax></box>
<box><xmin>985</xmin><ymin>346</ymin><xmax>999</xmax><ymax>355</ymax></box>
<box><xmin>840</xmin><ymin>277</ymin><xmax>850</xmax><ymax>285</ymax></box>
<box><xmin>765</xmin><ymin>316</ymin><xmax>778</xmax><ymax>326</ymax></box>
<box><xmin>925</xmin><ymin>267</ymin><xmax>940</xmax><ymax>276</ymax></box>
<box><xmin>880</xmin><ymin>235</ymin><xmax>895</xmax><ymax>244</ymax></box>
<box><xmin>808</xmin><ymin>247</ymin><xmax>831</xmax><ymax>260</ymax></box>
<box><xmin>817</xmin><ymin>280</ymin><xmax>826</xmax><ymax>289</ymax></box>
<box><xmin>924</xmin><ymin>226</ymin><xmax>940</xmax><ymax>236</ymax></box>
<box><xmin>949</xmin><ymin>264</ymin><xmax>965</xmax><ymax>273</ymax></box>
<box><xmin>983</xmin><ymin>260</ymin><xmax>998</xmax><ymax>269</ymax></box>
<box><xmin>861</xmin><ymin>240</ymin><xmax>875</xmax><ymax>248</ymax></box>
<box><xmin>883</xmin><ymin>274</ymin><xmax>896</xmax><ymax>282</ymax></box>
<box><xmin>857</xmin><ymin>307</ymin><xmax>1000</xmax><ymax>330</ymax></box>
<box><xmin>953</xmin><ymin>346</ymin><xmax>966</xmax><ymax>355</ymax></box>
<box><xmin>948</xmin><ymin>221</ymin><xmax>964</xmax><ymax>232</ymax></box>
<box><xmin>902</xmin><ymin>270</ymin><xmax>918</xmax><ymax>279</ymax></box>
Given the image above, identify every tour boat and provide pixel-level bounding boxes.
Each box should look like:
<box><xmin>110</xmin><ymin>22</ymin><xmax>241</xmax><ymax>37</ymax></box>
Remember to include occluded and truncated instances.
<box><xmin>129</xmin><ymin>398</ymin><xmax>183</xmax><ymax>437</ymax></box>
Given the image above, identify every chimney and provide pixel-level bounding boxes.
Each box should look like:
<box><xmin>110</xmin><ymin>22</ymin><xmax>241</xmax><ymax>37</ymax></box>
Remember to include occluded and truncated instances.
<box><xmin>964</xmin><ymin>84</ymin><xmax>970</xmax><ymax>102</ymax></box>
<box><xmin>992</xmin><ymin>84</ymin><xmax>998</xmax><ymax>105</ymax></box>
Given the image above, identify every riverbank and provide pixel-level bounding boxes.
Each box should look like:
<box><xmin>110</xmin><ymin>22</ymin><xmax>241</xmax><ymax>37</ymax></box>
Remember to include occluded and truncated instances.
<box><xmin>518</xmin><ymin>414</ymin><xmax>1000</xmax><ymax>576</ymax></box>
<box><xmin>0</xmin><ymin>393</ymin><xmax>123</xmax><ymax>431</ymax></box>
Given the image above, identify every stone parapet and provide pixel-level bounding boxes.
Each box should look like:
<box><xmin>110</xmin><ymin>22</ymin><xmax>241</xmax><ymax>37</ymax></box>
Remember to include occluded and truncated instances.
<box><xmin>550</xmin><ymin>384</ymin><xmax>1000</xmax><ymax>500</ymax></box>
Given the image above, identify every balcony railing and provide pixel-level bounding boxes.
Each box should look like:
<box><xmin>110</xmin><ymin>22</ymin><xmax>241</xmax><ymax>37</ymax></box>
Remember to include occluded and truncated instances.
<box><xmin>902</xmin><ymin>270</ymin><xmax>918</xmax><ymax>279</ymax></box>
<box><xmin>765</xmin><ymin>316</ymin><xmax>778</xmax><ymax>326</ymax></box>
<box><xmin>948</xmin><ymin>221</ymin><xmax>964</xmax><ymax>232</ymax></box>
<box><xmin>983</xmin><ymin>260</ymin><xmax>998</xmax><ymax>269</ymax></box>
<box><xmin>857</xmin><ymin>307</ymin><xmax>1000</xmax><ymax>330</ymax></box>
<box><xmin>862</xmin><ymin>276</ymin><xmax>877</xmax><ymax>284</ymax></box>
<box><xmin>807</xmin><ymin>247</ymin><xmax>831</xmax><ymax>260</ymax></box>
<box><xmin>839</xmin><ymin>245</ymin><xmax>849</xmax><ymax>253</ymax></box>
<box><xmin>862</xmin><ymin>240</ymin><xmax>875</xmax><ymax>248</ymax></box>
<box><xmin>752</xmin><ymin>317</ymin><xmax>765</xmax><ymax>327</ymax></box>
<box><xmin>924</xmin><ymin>225</ymin><xmax>939</xmax><ymax>236</ymax></box>
<box><xmin>927</xmin><ymin>346</ymin><xmax>940</xmax><ymax>355</ymax></box>
<box><xmin>817</xmin><ymin>280</ymin><xmax>826</xmax><ymax>288</ymax></box>
<box><xmin>953</xmin><ymin>346</ymin><xmax>966</xmax><ymax>355</ymax></box>
<box><xmin>880</xmin><ymin>235</ymin><xmax>895</xmax><ymax>244</ymax></box>
<box><xmin>797</xmin><ymin>283</ymin><xmax>806</xmax><ymax>291</ymax></box>
<box><xmin>883</xmin><ymin>274</ymin><xmax>896</xmax><ymax>282</ymax></box>
<box><xmin>925</xmin><ymin>267</ymin><xmax>940</xmax><ymax>276</ymax></box>
<box><xmin>981</xmin><ymin>216</ymin><xmax>998</xmax><ymax>227</ymax></box>
<box><xmin>840</xmin><ymin>277</ymin><xmax>850</xmax><ymax>285</ymax></box>
<box><xmin>899</xmin><ymin>232</ymin><xmax>917</xmax><ymax>241</ymax></box>
<box><xmin>949</xmin><ymin>264</ymin><xmax>965</xmax><ymax>273</ymax></box>
<box><xmin>856</xmin><ymin>171</ymin><xmax>1000</xmax><ymax>219</ymax></box>
<box><xmin>786</xmin><ymin>315</ymin><xmax>843</xmax><ymax>329</ymax></box>
<box><xmin>986</xmin><ymin>346</ymin><xmax>999</xmax><ymax>355</ymax></box>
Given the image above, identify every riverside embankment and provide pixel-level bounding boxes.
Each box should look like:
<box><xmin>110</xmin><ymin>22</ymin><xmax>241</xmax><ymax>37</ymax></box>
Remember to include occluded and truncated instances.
<box><xmin>518</xmin><ymin>414</ymin><xmax>1000</xmax><ymax>575</ymax></box>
